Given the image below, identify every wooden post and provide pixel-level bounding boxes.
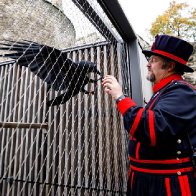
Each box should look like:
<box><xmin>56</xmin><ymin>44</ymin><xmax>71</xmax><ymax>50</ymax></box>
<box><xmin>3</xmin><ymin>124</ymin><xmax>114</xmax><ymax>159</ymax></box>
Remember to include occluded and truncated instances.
<box><xmin>0</xmin><ymin>122</ymin><xmax>48</xmax><ymax>129</ymax></box>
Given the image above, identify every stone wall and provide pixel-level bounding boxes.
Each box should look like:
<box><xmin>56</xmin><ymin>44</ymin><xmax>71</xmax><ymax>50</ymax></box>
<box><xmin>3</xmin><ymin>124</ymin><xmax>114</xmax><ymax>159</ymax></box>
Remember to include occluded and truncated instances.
<box><xmin>184</xmin><ymin>42</ymin><xmax>196</xmax><ymax>85</ymax></box>
<box><xmin>0</xmin><ymin>0</ymin><xmax>76</xmax><ymax>49</ymax></box>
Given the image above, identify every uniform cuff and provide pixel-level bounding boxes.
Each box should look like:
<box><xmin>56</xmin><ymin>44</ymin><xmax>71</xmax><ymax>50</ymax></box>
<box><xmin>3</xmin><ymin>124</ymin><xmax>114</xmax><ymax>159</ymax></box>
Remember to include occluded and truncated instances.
<box><xmin>117</xmin><ymin>97</ymin><xmax>136</xmax><ymax>116</ymax></box>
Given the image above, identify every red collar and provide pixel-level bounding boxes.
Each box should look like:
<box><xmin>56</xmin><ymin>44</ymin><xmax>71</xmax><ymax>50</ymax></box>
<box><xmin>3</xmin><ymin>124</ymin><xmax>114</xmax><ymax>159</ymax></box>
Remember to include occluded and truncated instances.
<box><xmin>153</xmin><ymin>74</ymin><xmax>183</xmax><ymax>93</ymax></box>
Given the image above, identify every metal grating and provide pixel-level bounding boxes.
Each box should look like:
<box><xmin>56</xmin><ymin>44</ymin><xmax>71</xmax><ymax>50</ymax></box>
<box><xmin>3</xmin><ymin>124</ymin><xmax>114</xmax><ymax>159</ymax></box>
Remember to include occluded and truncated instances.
<box><xmin>0</xmin><ymin>0</ymin><xmax>132</xmax><ymax>195</ymax></box>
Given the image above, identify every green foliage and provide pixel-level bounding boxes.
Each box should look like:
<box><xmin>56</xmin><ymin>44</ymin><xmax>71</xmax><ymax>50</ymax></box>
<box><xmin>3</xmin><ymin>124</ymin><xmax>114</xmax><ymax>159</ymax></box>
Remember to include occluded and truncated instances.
<box><xmin>150</xmin><ymin>1</ymin><xmax>196</xmax><ymax>41</ymax></box>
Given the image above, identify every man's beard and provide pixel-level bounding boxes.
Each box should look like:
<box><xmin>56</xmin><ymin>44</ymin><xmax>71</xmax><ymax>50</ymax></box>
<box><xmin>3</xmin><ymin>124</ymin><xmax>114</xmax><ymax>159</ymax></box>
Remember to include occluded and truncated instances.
<box><xmin>146</xmin><ymin>72</ymin><xmax>156</xmax><ymax>82</ymax></box>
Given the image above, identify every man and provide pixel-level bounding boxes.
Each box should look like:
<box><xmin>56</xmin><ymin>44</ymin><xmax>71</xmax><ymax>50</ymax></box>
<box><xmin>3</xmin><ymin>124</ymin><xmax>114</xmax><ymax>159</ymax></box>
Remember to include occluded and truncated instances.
<box><xmin>102</xmin><ymin>35</ymin><xmax>196</xmax><ymax>196</ymax></box>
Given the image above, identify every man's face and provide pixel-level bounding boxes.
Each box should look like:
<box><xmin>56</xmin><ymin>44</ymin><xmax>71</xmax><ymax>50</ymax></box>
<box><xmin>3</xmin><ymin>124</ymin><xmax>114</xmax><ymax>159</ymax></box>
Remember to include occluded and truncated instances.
<box><xmin>146</xmin><ymin>55</ymin><xmax>169</xmax><ymax>83</ymax></box>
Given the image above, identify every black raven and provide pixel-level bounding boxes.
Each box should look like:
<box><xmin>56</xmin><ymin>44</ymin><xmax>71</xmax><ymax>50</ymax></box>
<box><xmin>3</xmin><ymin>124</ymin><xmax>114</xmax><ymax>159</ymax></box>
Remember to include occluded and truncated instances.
<box><xmin>0</xmin><ymin>40</ymin><xmax>102</xmax><ymax>106</ymax></box>
<box><xmin>47</xmin><ymin>60</ymin><xmax>102</xmax><ymax>106</ymax></box>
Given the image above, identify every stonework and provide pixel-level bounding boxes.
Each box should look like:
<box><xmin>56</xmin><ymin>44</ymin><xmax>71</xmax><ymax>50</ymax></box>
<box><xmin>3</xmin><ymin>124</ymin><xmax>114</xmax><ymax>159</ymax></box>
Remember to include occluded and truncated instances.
<box><xmin>184</xmin><ymin>42</ymin><xmax>196</xmax><ymax>85</ymax></box>
<box><xmin>0</xmin><ymin>0</ymin><xmax>76</xmax><ymax>49</ymax></box>
<box><xmin>45</xmin><ymin>0</ymin><xmax>63</xmax><ymax>11</ymax></box>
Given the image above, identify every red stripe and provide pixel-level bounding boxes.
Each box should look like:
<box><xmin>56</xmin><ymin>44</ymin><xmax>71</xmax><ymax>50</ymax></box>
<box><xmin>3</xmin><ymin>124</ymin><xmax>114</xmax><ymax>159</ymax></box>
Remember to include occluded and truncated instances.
<box><xmin>179</xmin><ymin>81</ymin><xmax>196</xmax><ymax>90</ymax></box>
<box><xmin>135</xmin><ymin>142</ymin><xmax>141</xmax><ymax>159</ymax></box>
<box><xmin>130</xmin><ymin>136</ymin><xmax>136</xmax><ymax>141</ymax></box>
<box><xmin>165</xmin><ymin>178</ymin><xmax>171</xmax><ymax>196</ymax></box>
<box><xmin>183</xmin><ymin>176</ymin><xmax>191</xmax><ymax>195</ymax></box>
<box><xmin>130</xmin><ymin>165</ymin><xmax>193</xmax><ymax>174</ymax></box>
<box><xmin>148</xmin><ymin>110</ymin><xmax>156</xmax><ymax>146</ymax></box>
<box><xmin>148</xmin><ymin>94</ymin><xmax>160</xmax><ymax>109</ymax></box>
<box><xmin>130</xmin><ymin>171</ymin><xmax>135</xmax><ymax>188</ymax></box>
<box><xmin>128</xmin><ymin>167</ymin><xmax>131</xmax><ymax>178</ymax></box>
<box><xmin>178</xmin><ymin>175</ymin><xmax>191</xmax><ymax>196</ymax></box>
<box><xmin>152</xmin><ymin>50</ymin><xmax>187</xmax><ymax>65</ymax></box>
<box><xmin>117</xmin><ymin>97</ymin><xmax>136</xmax><ymax>116</ymax></box>
<box><xmin>129</xmin><ymin>156</ymin><xmax>191</xmax><ymax>164</ymax></box>
<box><xmin>130</xmin><ymin>108</ymin><xmax>143</xmax><ymax>136</ymax></box>
<box><xmin>152</xmin><ymin>74</ymin><xmax>183</xmax><ymax>93</ymax></box>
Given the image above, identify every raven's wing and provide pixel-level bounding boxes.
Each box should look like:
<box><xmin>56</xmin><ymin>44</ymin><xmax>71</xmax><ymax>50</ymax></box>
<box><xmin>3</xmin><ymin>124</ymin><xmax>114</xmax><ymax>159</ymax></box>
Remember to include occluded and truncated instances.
<box><xmin>47</xmin><ymin>61</ymin><xmax>102</xmax><ymax>106</ymax></box>
<box><xmin>75</xmin><ymin>60</ymin><xmax>101</xmax><ymax>75</ymax></box>
<box><xmin>0</xmin><ymin>40</ymin><xmax>71</xmax><ymax>91</ymax></box>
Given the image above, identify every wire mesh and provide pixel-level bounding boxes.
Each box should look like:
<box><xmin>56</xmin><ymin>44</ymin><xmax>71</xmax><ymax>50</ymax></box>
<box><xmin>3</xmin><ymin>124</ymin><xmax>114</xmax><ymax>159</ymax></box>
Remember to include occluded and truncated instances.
<box><xmin>0</xmin><ymin>0</ymin><xmax>130</xmax><ymax>195</ymax></box>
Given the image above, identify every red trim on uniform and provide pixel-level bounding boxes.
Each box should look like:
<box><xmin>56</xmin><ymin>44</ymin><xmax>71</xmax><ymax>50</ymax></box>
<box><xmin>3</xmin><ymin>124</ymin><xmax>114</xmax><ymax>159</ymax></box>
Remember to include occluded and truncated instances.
<box><xmin>178</xmin><ymin>175</ymin><xmax>191</xmax><ymax>196</ymax></box>
<box><xmin>129</xmin><ymin>156</ymin><xmax>191</xmax><ymax>164</ymax></box>
<box><xmin>179</xmin><ymin>81</ymin><xmax>196</xmax><ymax>90</ymax></box>
<box><xmin>135</xmin><ymin>142</ymin><xmax>141</xmax><ymax>159</ymax></box>
<box><xmin>117</xmin><ymin>97</ymin><xmax>136</xmax><ymax>116</ymax></box>
<box><xmin>165</xmin><ymin>178</ymin><xmax>171</xmax><ymax>196</ymax></box>
<box><xmin>148</xmin><ymin>110</ymin><xmax>156</xmax><ymax>146</ymax></box>
<box><xmin>153</xmin><ymin>74</ymin><xmax>183</xmax><ymax>93</ymax></box>
<box><xmin>130</xmin><ymin>171</ymin><xmax>135</xmax><ymax>188</ymax></box>
<box><xmin>128</xmin><ymin>167</ymin><xmax>131</xmax><ymax>178</ymax></box>
<box><xmin>152</xmin><ymin>50</ymin><xmax>187</xmax><ymax>65</ymax></box>
<box><xmin>148</xmin><ymin>93</ymin><xmax>161</xmax><ymax>110</ymax></box>
<box><xmin>130</xmin><ymin>136</ymin><xmax>136</xmax><ymax>141</ymax></box>
<box><xmin>130</xmin><ymin>108</ymin><xmax>144</xmax><ymax>136</ymax></box>
<box><xmin>130</xmin><ymin>165</ymin><xmax>193</xmax><ymax>174</ymax></box>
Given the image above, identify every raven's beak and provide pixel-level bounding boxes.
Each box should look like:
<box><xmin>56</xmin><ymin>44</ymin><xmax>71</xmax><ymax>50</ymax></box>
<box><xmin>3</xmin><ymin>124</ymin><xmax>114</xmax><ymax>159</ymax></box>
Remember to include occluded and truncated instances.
<box><xmin>96</xmin><ymin>70</ymin><xmax>101</xmax><ymax>75</ymax></box>
<box><xmin>97</xmin><ymin>75</ymin><xmax>103</xmax><ymax>82</ymax></box>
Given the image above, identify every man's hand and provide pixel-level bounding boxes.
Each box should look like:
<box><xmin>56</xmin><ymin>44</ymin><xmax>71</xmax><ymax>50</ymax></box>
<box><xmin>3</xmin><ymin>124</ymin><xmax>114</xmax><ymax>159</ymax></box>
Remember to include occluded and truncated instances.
<box><xmin>102</xmin><ymin>75</ymin><xmax>123</xmax><ymax>100</ymax></box>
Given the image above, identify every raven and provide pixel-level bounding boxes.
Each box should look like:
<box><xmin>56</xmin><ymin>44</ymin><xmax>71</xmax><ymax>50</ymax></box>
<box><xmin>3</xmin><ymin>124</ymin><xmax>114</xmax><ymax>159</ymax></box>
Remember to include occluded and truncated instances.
<box><xmin>0</xmin><ymin>40</ymin><xmax>102</xmax><ymax>106</ymax></box>
<box><xmin>47</xmin><ymin>60</ymin><xmax>102</xmax><ymax>106</ymax></box>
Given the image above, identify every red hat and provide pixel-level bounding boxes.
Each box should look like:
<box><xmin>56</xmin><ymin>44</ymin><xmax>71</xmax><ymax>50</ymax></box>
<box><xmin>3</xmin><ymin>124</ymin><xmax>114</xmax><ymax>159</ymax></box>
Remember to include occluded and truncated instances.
<box><xmin>142</xmin><ymin>35</ymin><xmax>194</xmax><ymax>72</ymax></box>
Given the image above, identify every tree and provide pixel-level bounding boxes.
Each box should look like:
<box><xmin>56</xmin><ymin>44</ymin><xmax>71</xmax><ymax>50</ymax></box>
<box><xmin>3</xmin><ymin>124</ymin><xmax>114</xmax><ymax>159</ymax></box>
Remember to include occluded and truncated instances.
<box><xmin>149</xmin><ymin>1</ymin><xmax>196</xmax><ymax>41</ymax></box>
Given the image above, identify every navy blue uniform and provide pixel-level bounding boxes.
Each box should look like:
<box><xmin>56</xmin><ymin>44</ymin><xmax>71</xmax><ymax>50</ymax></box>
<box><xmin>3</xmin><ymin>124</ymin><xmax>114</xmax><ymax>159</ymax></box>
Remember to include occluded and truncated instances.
<box><xmin>117</xmin><ymin>74</ymin><xmax>196</xmax><ymax>196</ymax></box>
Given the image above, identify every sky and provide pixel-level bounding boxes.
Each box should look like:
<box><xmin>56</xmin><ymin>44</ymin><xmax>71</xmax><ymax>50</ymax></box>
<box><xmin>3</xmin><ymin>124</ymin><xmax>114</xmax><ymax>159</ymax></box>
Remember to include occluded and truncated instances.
<box><xmin>118</xmin><ymin>0</ymin><xmax>196</xmax><ymax>43</ymax></box>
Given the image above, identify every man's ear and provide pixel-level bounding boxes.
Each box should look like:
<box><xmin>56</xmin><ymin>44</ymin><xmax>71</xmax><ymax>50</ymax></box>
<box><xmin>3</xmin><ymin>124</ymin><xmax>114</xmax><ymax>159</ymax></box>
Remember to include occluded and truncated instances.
<box><xmin>168</xmin><ymin>62</ymin><xmax>176</xmax><ymax>72</ymax></box>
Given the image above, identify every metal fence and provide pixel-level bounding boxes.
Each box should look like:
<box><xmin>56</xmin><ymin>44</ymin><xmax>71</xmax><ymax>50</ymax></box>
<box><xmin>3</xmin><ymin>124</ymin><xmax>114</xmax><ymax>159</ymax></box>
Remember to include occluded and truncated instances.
<box><xmin>0</xmin><ymin>37</ymin><xmax>131</xmax><ymax>195</ymax></box>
